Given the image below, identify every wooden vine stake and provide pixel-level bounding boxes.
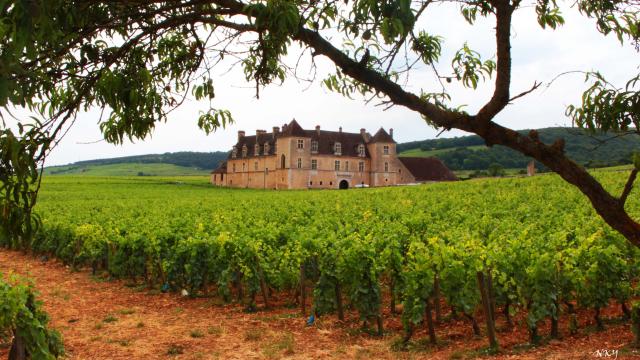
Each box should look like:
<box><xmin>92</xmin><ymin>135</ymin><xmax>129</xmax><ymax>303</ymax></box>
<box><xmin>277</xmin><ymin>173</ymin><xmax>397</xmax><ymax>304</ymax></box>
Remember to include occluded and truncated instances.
<box><xmin>299</xmin><ymin>264</ymin><xmax>306</xmax><ymax>315</ymax></box>
<box><xmin>477</xmin><ymin>270</ymin><xmax>498</xmax><ymax>351</ymax></box>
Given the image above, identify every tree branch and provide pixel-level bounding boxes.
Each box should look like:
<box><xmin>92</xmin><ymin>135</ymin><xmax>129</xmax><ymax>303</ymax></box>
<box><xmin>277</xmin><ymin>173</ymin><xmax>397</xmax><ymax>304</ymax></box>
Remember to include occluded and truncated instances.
<box><xmin>476</xmin><ymin>0</ymin><xmax>514</xmax><ymax>122</ymax></box>
<box><xmin>620</xmin><ymin>169</ymin><xmax>638</xmax><ymax>207</ymax></box>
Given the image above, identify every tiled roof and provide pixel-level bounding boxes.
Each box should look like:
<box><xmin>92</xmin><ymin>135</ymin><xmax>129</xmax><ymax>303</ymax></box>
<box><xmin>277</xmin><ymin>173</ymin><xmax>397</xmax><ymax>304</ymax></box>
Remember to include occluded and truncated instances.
<box><xmin>280</xmin><ymin>119</ymin><xmax>306</xmax><ymax>137</ymax></box>
<box><xmin>228</xmin><ymin>120</ymin><xmax>370</xmax><ymax>158</ymax></box>
<box><xmin>232</xmin><ymin>133</ymin><xmax>277</xmax><ymax>158</ymax></box>
<box><xmin>303</xmin><ymin>130</ymin><xmax>369</xmax><ymax>157</ymax></box>
<box><xmin>399</xmin><ymin>157</ymin><xmax>457</xmax><ymax>182</ymax></box>
<box><xmin>211</xmin><ymin>161</ymin><xmax>227</xmax><ymax>173</ymax></box>
<box><xmin>369</xmin><ymin>128</ymin><xmax>395</xmax><ymax>143</ymax></box>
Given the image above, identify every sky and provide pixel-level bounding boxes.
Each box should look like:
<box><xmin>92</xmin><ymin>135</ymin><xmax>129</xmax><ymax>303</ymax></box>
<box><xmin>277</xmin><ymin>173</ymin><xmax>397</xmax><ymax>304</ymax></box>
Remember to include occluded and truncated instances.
<box><xmin>4</xmin><ymin>2</ymin><xmax>639</xmax><ymax>166</ymax></box>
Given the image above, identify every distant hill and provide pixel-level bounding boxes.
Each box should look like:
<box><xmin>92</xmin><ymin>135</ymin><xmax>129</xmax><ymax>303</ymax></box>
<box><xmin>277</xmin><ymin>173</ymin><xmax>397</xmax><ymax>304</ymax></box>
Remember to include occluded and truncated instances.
<box><xmin>45</xmin><ymin>128</ymin><xmax>639</xmax><ymax>176</ymax></box>
<box><xmin>397</xmin><ymin>127</ymin><xmax>640</xmax><ymax>171</ymax></box>
<box><xmin>45</xmin><ymin>151</ymin><xmax>228</xmax><ymax>176</ymax></box>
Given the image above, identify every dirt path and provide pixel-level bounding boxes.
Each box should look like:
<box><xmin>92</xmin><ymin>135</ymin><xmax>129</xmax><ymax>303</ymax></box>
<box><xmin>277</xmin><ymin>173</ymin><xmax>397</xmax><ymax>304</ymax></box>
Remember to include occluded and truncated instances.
<box><xmin>0</xmin><ymin>249</ymin><xmax>637</xmax><ymax>359</ymax></box>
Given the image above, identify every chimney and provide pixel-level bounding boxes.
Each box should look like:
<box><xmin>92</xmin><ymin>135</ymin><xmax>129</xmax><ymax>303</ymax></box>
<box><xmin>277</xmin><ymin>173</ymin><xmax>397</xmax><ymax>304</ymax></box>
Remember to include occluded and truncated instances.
<box><xmin>360</xmin><ymin>128</ymin><xmax>366</xmax><ymax>137</ymax></box>
<box><xmin>389</xmin><ymin>128</ymin><xmax>394</xmax><ymax>139</ymax></box>
<box><xmin>315</xmin><ymin>125</ymin><xmax>320</xmax><ymax>136</ymax></box>
<box><xmin>272</xmin><ymin>126</ymin><xmax>279</xmax><ymax>139</ymax></box>
<box><xmin>238</xmin><ymin>130</ymin><xmax>245</xmax><ymax>141</ymax></box>
<box><xmin>339</xmin><ymin>126</ymin><xmax>342</xmax><ymax>133</ymax></box>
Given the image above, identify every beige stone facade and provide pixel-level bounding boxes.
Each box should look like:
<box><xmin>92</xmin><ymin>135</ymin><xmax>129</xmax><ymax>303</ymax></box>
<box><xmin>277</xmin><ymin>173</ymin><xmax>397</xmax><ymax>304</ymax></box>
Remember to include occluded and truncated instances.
<box><xmin>211</xmin><ymin>120</ymin><xmax>456</xmax><ymax>189</ymax></box>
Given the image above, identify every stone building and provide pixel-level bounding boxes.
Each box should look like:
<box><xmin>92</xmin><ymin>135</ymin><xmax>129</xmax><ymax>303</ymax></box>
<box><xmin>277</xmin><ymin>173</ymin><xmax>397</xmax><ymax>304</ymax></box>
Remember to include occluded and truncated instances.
<box><xmin>210</xmin><ymin>120</ymin><xmax>456</xmax><ymax>189</ymax></box>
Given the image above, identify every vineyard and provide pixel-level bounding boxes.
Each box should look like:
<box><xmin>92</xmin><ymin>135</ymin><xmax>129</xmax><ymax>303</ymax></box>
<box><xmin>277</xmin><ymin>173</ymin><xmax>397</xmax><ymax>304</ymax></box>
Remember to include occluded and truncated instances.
<box><xmin>2</xmin><ymin>172</ymin><xmax>640</xmax><ymax>355</ymax></box>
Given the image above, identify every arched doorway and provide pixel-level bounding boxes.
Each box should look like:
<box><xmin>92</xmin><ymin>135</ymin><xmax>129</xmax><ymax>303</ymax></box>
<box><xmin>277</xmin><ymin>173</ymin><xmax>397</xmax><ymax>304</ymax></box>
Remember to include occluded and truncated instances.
<box><xmin>339</xmin><ymin>180</ymin><xmax>349</xmax><ymax>190</ymax></box>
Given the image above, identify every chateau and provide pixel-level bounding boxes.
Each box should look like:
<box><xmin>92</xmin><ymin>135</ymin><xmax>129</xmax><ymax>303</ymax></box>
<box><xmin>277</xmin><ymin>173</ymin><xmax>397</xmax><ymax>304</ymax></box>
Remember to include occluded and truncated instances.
<box><xmin>210</xmin><ymin>120</ymin><xmax>456</xmax><ymax>189</ymax></box>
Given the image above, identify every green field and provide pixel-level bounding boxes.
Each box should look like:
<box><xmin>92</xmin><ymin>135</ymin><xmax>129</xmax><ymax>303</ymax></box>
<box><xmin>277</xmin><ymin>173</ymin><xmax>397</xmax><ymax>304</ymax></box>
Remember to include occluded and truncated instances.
<box><xmin>3</xmin><ymin>171</ymin><xmax>638</xmax><ymax>347</ymax></box>
<box><xmin>44</xmin><ymin>162</ymin><xmax>211</xmax><ymax>176</ymax></box>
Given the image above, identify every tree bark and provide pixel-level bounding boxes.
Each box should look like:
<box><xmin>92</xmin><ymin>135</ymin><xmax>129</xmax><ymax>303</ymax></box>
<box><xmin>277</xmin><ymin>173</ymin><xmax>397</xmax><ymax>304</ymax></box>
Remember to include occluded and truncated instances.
<box><xmin>9</xmin><ymin>331</ymin><xmax>26</xmax><ymax>360</ymax></box>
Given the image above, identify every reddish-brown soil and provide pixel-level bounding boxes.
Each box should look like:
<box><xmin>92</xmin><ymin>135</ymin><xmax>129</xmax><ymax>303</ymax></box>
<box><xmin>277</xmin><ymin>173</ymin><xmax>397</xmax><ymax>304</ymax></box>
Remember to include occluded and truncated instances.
<box><xmin>0</xmin><ymin>249</ymin><xmax>638</xmax><ymax>359</ymax></box>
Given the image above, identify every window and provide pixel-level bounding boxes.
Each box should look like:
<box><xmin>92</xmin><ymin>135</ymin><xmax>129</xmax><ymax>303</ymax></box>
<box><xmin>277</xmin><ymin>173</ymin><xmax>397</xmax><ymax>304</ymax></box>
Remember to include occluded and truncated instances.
<box><xmin>345</xmin><ymin>161</ymin><xmax>349</xmax><ymax>172</ymax></box>
<box><xmin>231</xmin><ymin>146</ymin><xmax>237</xmax><ymax>159</ymax></box>
<box><xmin>297</xmin><ymin>139</ymin><xmax>304</xmax><ymax>149</ymax></box>
<box><xmin>242</xmin><ymin>145</ymin><xmax>248</xmax><ymax>157</ymax></box>
<box><xmin>383</xmin><ymin>145</ymin><xmax>390</xmax><ymax>155</ymax></box>
<box><xmin>334</xmin><ymin>142</ymin><xmax>342</xmax><ymax>155</ymax></box>
<box><xmin>320</xmin><ymin>181</ymin><xmax>323</xmax><ymax>185</ymax></box>
<box><xmin>254</xmin><ymin>144</ymin><xmax>260</xmax><ymax>156</ymax></box>
<box><xmin>264</xmin><ymin>143</ymin><xmax>270</xmax><ymax>154</ymax></box>
<box><xmin>297</xmin><ymin>158</ymin><xmax>302</xmax><ymax>169</ymax></box>
<box><xmin>243</xmin><ymin>163</ymin><xmax>246</xmax><ymax>171</ymax></box>
<box><xmin>233</xmin><ymin>163</ymin><xmax>236</xmax><ymax>172</ymax></box>
<box><xmin>359</xmin><ymin>161</ymin><xmax>364</xmax><ymax>172</ymax></box>
<box><xmin>311</xmin><ymin>140</ymin><xmax>318</xmax><ymax>152</ymax></box>
<box><xmin>254</xmin><ymin>161</ymin><xmax>258</xmax><ymax>171</ymax></box>
<box><xmin>335</xmin><ymin>160</ymin><xmax>340</xmax><ymax>171</ymax></box>
<box><xmin>310</xmin><ymin>181</ymin><xmax>313</xmax><ymax>186</ymax></box>
<box><xmin>280</xmin><ymin>154</ymin><xmax>286</xmax><ymax>169</ymax></box>
<box><xmin>384</xmin><ymin>162</ymin><xmax>389</xmax><ymax>172</ymax></box>
<box><xmin>311</xmin><ymin>159</ymin><xmax>318</xmax><ymax>170</ymax></box>
<box><xmin>358</xmin><ymin>144</ymin><xmax>365</xmax><ymax>157</ymax></box>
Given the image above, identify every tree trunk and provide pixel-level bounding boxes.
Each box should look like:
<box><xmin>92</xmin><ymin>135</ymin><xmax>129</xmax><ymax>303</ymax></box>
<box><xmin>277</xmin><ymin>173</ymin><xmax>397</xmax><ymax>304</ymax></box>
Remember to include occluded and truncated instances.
<box><xmin>299</xmin><ymin>264</ymin><xmax>306</xmax><ymax>315</ymax></box>
<box><xmin>503</xmin><ymin>300</ymin><xmax>514</xmax><ymax>328</ymax></box>
<box><xmin>486</xmin><ymin>271</ymin><xmax>496</xmax><ymax>321</ymax></box>
<box><xmin>389</xmin><ymin>277</ymin><xmax>396</xmax><ymax>315</ymax></box>
<box><xmin>595</xmin><ymin>307</ymin><xmax>604</xmax><ymax>331</ymax></box>
<box><xmin>551</xmin><ymin>298</ymin><xmax>560</xmax><ymax>339</ymax></box>
<box><xmin>477</xmin><ymin>271</ymin><xmax>499</xmax><ymax>350</ymax></box>
<box><xmin>622</xmin><ymin>301</ymin><xmax>631</xmax><ymax>320</ymax></box>
<box><xmin>425</xmin><ymin>298</ymin><xmax>437</xmax><ymax>344</ymax></box>
<box><xmin>335</xmin><ymin>282</ymin><xmax>344</xmax><ymax>321</ymax></box>
<box><xmin>464</xmin><ymin>312</ymin><xmax>481</xmax><ymax>336</ymax></box>
<box><xmin>259</xmin><ymin>273</ymin><xmax>269</xmax><ymax>310</ymax></box>
<box><xmin>9</xmin><ymin>331</ymin><xmax>26</xmax><ymax>360</ymax></box>
<box><xmin>434</xmin><ymin>274</ymin><xmax>442</xmax><ymax>324</ymax></box>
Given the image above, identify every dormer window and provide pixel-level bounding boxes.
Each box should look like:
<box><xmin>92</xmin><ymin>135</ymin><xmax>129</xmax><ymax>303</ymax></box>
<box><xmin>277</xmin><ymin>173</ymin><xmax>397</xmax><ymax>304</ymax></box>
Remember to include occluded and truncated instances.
<box><xmin>383</xmin><ymin>145</ymin><xmax>390</xmax><ymax>155</ymax></box>
<box><xmin>358</xmin><ymin>144</ymin><xmax>365</xmax><ymax>157</ymax></box>
<box><xmin>231</xmin><ymin>146</ymin><xmax>238</xmax><ymax>159</ymax></box>
<box><xmin>242</xmin><ymin>144</ymin><xmax>248</xmax><ymax>157</ymax></box>
<box><xmin>334</xmin><ymin>142</ymin><xmax>342</xmax><ymax>155</ymax></box>
<box><xmin>311</xmin><ymin>140</ymin><xmax>318</xmax><ymax>153</ymax></box>
<box><xmin>254</xmin><ymin>144</ymin><xmax>260</xmax><ymax>156</ymax></box>
<box><xmin>264</xmin><ymin>143</ymin><xmax>270</xmax><ymax>154</ymax></box>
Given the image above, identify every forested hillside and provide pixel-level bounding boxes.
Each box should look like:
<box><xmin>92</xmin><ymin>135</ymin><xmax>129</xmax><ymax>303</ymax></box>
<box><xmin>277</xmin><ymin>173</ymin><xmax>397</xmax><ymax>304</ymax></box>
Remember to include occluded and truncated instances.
<box><xmin>398</xmin><ymin>127</ymin><xmax>639</xmax><ymax>170</ymax></box>
<box><xmin>47</xmin><ymin>151</ymin><xmax>228</xmax><ymax>175</ymax></box>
